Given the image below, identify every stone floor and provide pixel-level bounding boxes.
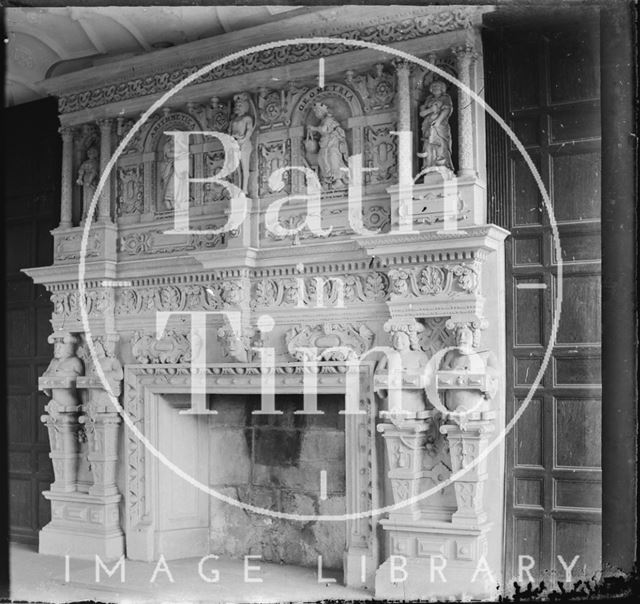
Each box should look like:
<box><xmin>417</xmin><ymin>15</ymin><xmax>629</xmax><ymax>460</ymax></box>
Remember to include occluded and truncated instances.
<box><xmin>10</xmin><ymin>543</ymin><xmax>373</xmax><ymax>603</ymax></box>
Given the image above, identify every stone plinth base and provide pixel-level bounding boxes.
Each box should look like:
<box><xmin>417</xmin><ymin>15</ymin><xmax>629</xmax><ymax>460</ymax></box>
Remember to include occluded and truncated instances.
<box><xmin>344</xmin><ymin>547</ymin><xmax>376</xmax><ymax>590</ymax></box>
<box><xmin>375</xmin><ymin>520</ymin><xmax>496</xmax><ymax>601</ymax></box>
<box><xmin>52</xmin><ymin>222</ymin><xmax>118</xmax><ymax>264</ymax></box>
<box><xmin>39</xmin><ymin>491</ymin><xmax>124</xmax><ymax>560</ymax></box>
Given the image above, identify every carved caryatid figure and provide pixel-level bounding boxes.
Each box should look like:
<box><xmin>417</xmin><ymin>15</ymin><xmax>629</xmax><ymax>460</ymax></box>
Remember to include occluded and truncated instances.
<box><xmin>228</xmin><ymin>92</ymin><xmax>255</xmax><ymax>195</ymax></box>
<box><xmin>439</xmin><ymin>320</ymin><xmax>499</xmax><ymax>415</ymax></box>
<box><xmin>306</xmin><ymin>101</ymin><xmax>349</xmax><ymax>189</ymax></box>
<box><xmin>95</xmin><ymin>336</ymin><xmax>123</xmax><ymax>385</ymax></box>
<box><xmin>417</xmin><ymin>80</ymin><xmax>454</xmax><ymax>175</ymax></box>
<box><xmin>376</xmin><ymin>322</ymin><xmax>429</xmax><ymax>414</ymax></box>
<box><xmin>42</xmin><ymin>334</ymin><xmax>84</xmax><ymax>406</ymax></box>
<box><xmin>76</xmin><ymin>146</ymin><xmax>99</xmax><ymax>222</ymax></box>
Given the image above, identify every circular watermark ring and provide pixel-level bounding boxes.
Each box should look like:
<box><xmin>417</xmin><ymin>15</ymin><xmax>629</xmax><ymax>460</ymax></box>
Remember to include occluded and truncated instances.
<box><xmin>78</xmin><ymin>36</ymin><xmax>563</xmax><ymax>522</ymax></box>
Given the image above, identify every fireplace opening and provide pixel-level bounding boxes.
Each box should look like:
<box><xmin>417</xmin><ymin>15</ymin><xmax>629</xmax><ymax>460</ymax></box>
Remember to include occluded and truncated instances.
<box><xmin>208</xmin><ymin>393</ymin><xmax>347</xmax><ymax>569</ymax></box>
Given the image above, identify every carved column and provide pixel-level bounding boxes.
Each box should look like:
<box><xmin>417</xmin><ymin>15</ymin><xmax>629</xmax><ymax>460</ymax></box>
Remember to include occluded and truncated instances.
<box><xmin>59</xmin><ymin>127</ymin><xmax>75</xmax><ymax>228</ymax></box>
<box><xmin>396</xmin><ymin>61</ymin><xmax>413</xmax><ymax>192</ymax></box>
<box><xmin>97</xmin><ymin>119</ymin><xmax>113</xmax><ymax>222</ymax></box>
<box><xmin>453</xmin><ymin>45</ymin><xmax>478</xmax><ymax>177</ymax></box>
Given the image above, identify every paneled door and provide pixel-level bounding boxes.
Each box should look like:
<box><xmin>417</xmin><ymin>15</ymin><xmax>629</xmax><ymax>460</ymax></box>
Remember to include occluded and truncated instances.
<box><xmin>485</xmin><ymin>17</ymin><xmax>602</xmax><ymax>584</ymax></box>
<box><xmin>4</xmin><ymin>99</ymin><xmax>61</xmax><ymax>543</ymax></box>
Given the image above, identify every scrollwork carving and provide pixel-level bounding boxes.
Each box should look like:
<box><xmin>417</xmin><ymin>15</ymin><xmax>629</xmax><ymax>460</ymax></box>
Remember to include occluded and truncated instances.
<box><xmin>59</xmin><ymin>9</ymin><xmax>474</xmax><ymax>113</ymax></box>
<box><xmin>364</xmin><ymin>124</ymin><xmax>398</xmax><ymax>184</ymax></box>
<box><xmin>130</xmin><ymin>330</ymin><xmax>198</xmax><ymax>364</ymax></box>
<box><xmin>285</xmin><ymin>323</ymin><xmax>375</xmax><ymax>362</ymax></box>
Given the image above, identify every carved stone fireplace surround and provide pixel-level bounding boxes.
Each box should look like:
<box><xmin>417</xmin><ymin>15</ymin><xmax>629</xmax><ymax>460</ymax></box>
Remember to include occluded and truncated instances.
<box><xmin>23</xmin><ymin>5</ymin><xmax>509</xmax><ymax>600</ymax></box>
<box><xmin>122</xmin><ymin>362</ymin><xmax>379</xmax><ymax>586</ymax></box>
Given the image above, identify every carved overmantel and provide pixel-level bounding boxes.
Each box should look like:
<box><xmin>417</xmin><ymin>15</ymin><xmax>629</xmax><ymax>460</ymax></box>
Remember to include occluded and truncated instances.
<box><xmin>22</xmin><ymin>4</ymin><xmax>507</xmax><ymax>599</ymax></box>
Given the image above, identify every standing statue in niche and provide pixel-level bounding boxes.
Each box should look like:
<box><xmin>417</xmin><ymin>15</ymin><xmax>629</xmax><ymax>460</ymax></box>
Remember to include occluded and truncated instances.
<box><xmin>159</xmin><ymin>134</ymin><xmax>191</xmax><ymax>211</ymax></box>
<box><xmin>228</xmin><ymin>92</ymin><xmax>255</xmax><ymax>195</ymax></box>
<box><xmin>305</xmin><ymin>101</ymin><xmax>349</xmax><ymax>189</ymax></box>
<box><xmin>76</xmin><ymin>146</ymin><xmax>99</xmax><ymax>223</ymax></box>
<box><xmin>417</xmin><ymin>80</ymin><xmax>454</xmax><ymax>177</ymax></box>
<box><xmin>159</xmin><ymin>137</ymin><xmax>175</xmax><ymax>210</ymax></box>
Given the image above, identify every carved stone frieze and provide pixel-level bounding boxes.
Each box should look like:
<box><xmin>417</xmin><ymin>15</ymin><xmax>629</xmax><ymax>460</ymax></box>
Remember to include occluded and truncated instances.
<box><xmin>387</xmin><ymin>262</ymin><xmax>480</xmax><ymax>299</ymax></box>
<box><xmin>285</xmin><ymin>323</ymin><xmax>375</xmax><ymax>362</ymax></box>
<box><xmin>119</xmin><ymin>224</ymin><xmax>238</xmax><ymax>256</ymax></box>
<box><xmin>250</xmin><ymin>271</ymin><xmax>388</xmax><ymax>310</ymax></box>
<box><xmin>58</xmin><ymin>9</ymin><xmax>475</xmax><ymax>114</ymax></box>
<box><xmin>114</xmin><ymin>279</ymin><xmax>247</xmax><ymax>317</ymax></box>
<box><xmin>55</xmin><ymin>231</ymin><xmax>102</xmax><ymax>262</ymax></box>
<box><xmin>130</xmin><ymin>329</ymin><xmax>199</xmax><ymax>364</ymax></box>
<box><xmin>51</xmin><ymin>289</ymin><xmax>113</xmax><ymax>325</ymax></box>
<box><xmin>262</xmin><ymin>204</ymin><xmax>390</xmax><ymax>244</ymax></box>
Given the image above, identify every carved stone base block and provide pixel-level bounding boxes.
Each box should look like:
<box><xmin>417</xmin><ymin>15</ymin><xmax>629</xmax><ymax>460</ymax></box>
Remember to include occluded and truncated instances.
<box><xmin>378</xmin><ymin>419</ymin><xmax>431</xmax><ymax>521</ymax></box>
<box><xmin>344</xmin><ymin>547</ymin><xmax>376</xmax><ymax>590</ymax></box>
<box><xmin>440</xmin><ymin>420</ymin><xmax>494</xmax><ymax>529</ymax></box>
<box><xmin>52</xmin><ymin>222</ymin><xmax>118</xmax><ymax>264</ymax></box>
<box><xmin>40</xmin><ymin>402</ymin><xmax>81</xmax><ymax>494</ymax></box>
<box><xmin>387</xmin><ymin>176</ymin><xmax>485</xmax><ymax>232</ymax></box>
<box><xmin>39</xmin><ymin>491</ymin><xmax>124</xmax><ymax>560</ymax></box>
<box><xmin>375</xmin><ymin>521</ymin><xmax>496</xmax><ymax>600</ymax></box>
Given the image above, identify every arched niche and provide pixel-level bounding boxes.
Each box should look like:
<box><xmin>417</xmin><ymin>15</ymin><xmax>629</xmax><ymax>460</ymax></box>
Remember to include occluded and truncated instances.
<box><xmin>142</xmin><ymin>111</ymin><xmax>204</xmax><ymax>213</ymax></box>
<box><xmin>289</xmin><ymin>83</ymin><xmax>364</xmax><ymax>193</ymax></box>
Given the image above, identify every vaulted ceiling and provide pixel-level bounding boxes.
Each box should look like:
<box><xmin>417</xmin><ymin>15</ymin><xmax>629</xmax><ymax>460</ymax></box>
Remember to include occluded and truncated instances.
<box><xmin>4</xmin><ymin>5</ymin><xmax>307</xmax><ymax>107</ymax></box>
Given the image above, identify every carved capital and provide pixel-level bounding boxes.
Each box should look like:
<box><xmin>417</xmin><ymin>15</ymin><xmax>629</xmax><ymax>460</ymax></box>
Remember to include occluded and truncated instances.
<box><xmin>452</xmin><ymin>44</ymin><xmax>479</xmax><ymax>64</ymax></box>
<box><xmin>97</xmin><ymin>118</ymin><xmax>113</xmax><ymax>132</ymax></box>
<box><xmin>383</xmin><ymin>318</ymin><xmax>424</xmax><ymax>350</ymax></box>
<box><xmin>392</xmin><ymin>58</ymin><xmax>413</xmax><ymax>75</ymax></box>
<box><xmin>58</xmin><ymin>126</ymin><xmax>75</xmax><ymax>141</ymax></box>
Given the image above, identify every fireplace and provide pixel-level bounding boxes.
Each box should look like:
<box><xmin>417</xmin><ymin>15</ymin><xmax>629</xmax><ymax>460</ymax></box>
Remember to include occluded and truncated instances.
<box><xmin>123</xmin><ymin>362</ymin><xmax>380</xmax><ymax>585</ymax></box>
